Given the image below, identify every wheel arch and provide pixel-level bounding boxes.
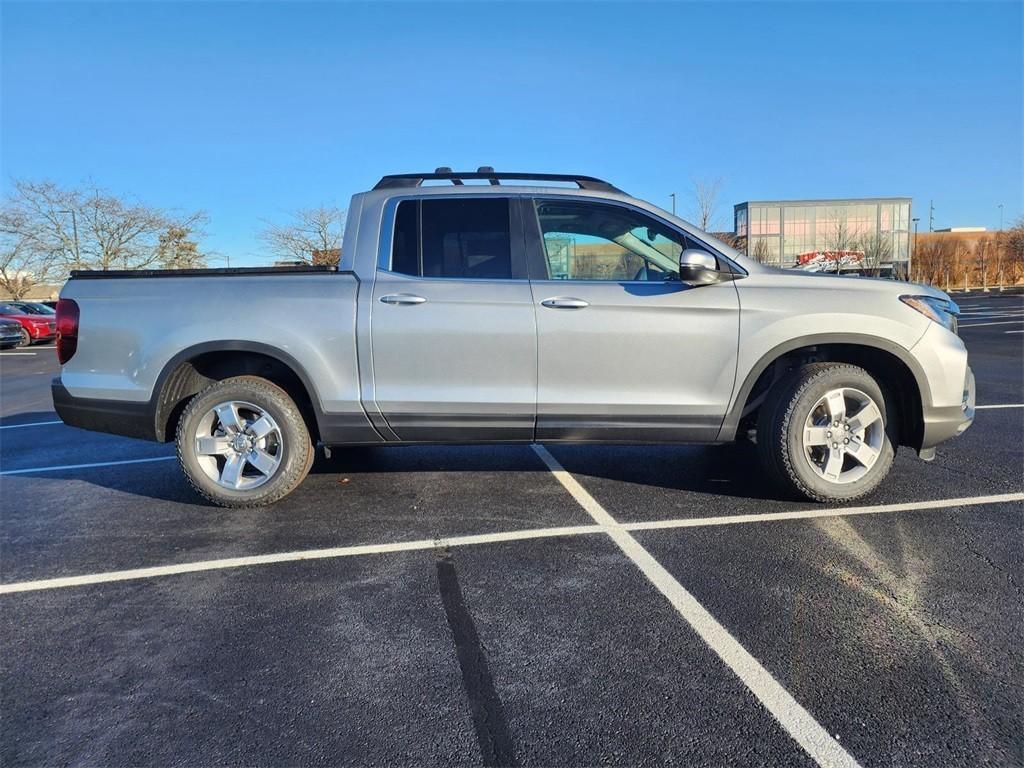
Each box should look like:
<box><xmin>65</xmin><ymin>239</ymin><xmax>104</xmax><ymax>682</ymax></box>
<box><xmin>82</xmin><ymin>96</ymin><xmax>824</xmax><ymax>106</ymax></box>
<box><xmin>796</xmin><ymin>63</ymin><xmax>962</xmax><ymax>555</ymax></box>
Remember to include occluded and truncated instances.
<box><xmin>152</xmin><ymin>341</ymin><xmax>325</xmax><ymax>443</ymax></box>
<box><xmin>722</xmin><ymin>333</ymin><xmax>929</xmax><ymax>449</ymax></box>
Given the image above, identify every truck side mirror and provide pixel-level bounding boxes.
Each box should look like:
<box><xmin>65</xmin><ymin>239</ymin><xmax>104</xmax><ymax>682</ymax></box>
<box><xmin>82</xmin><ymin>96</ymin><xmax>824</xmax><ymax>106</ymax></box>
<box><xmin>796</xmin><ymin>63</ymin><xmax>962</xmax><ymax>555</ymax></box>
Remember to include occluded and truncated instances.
<box><xmin>678</xmin><ymin>249</ymin><xmax>722</xmax><ymax>285</ymax></box>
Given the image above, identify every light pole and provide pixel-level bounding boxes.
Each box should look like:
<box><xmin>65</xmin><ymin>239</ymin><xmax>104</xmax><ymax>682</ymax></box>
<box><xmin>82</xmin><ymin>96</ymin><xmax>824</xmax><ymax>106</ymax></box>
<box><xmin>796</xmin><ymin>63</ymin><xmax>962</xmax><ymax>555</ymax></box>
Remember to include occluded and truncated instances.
<box><xmin>57</xmin><ymin>209</ymin><xmax>82</xmax><ymax>271</ymax></box>
<box><xmin>669</xmin><ymin>193</ymin><xmax>676</xmax><ymax>215</ymax></box>
<box><xmin>998</xmin><ymin>203</ymin><xmax>1004</xmax><ymax>231</ymax></box>
<box><xmin>911</xmin><ymin>217</ymin><xmax>920</xmax><ymax>281</ymax></box>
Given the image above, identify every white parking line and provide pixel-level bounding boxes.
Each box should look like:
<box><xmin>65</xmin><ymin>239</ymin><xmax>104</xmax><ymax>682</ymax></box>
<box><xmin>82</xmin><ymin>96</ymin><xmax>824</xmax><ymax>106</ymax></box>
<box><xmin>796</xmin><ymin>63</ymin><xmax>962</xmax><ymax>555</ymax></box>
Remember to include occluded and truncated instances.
<box><xmin>0</xmin><ymin>524</ymin><xmax>606</xmax><ymax>595</ymax></box>
<box><xmin>1</xmin><ymin>491</ymin><xmax>1021</xmax><ymax>595</ymax></box>
<box><xmin>975</xmin><ymin>404</ymin><xmax>1024</xmax><ymax>410</ymax></box>
<box><xmin>0</xmin><ymin>420</ymin><xmax>63</xmax><ymax>430</ymax></box>
<box><xmin>0</xmin><ymin>456</ymin><xmax>175</xmax><ymax>476</ymax></box>
<box><xmin>0</xmin><ymin>486</ymin><xmax>1019</xmax><ymax>594</ymax></box>
<box><xmin>959</xmin><ymin>320</ymin><xmax>1024</xmax><ymax>328</ymax></box>
<box><xmin>0</xmin><ymin>352</ymin><xmax>37</xmax><ymax>356</ymax></box>
<box><xmin>624</xmin><ymin>492</ymin><xmax>1024</xmax><ymax>532</ymax></box>
<box><xmin>531</xmin><ymin>445</ymin><xmax>862</xmax><ymax>768</ymax></box>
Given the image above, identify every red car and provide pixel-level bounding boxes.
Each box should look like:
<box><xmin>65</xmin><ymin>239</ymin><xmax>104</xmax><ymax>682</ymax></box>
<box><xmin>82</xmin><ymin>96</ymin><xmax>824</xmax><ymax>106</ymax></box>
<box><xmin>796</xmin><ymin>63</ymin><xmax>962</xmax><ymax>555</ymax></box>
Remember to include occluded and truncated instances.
<box><xmin>0</xmin><ymin>302</ymin><xmax>57</xmax><ymax>346</ymax></box>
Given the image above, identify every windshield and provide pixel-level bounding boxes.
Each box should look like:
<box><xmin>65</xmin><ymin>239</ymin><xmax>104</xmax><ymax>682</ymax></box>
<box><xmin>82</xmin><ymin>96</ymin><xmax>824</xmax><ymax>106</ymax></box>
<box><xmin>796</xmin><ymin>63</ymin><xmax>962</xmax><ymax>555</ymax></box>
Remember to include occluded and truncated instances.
<box><xmin>22</xmin><ymin>302</ymin><xmax>55</xmax><ymax>314</ymax></box>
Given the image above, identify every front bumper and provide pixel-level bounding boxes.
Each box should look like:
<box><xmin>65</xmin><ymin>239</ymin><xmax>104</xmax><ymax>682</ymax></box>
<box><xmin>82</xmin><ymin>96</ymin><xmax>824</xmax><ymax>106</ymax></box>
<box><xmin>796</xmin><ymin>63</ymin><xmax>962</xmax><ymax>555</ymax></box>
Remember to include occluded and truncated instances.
<box><xmin>0</xmin><ymin>330</ymin><xmax>22</xmax><ymax>345</ymax></box>
<box><xmin>918</xmin><ymin>366</ymin><xmax>975</xmax><ymax>458</ymax></box>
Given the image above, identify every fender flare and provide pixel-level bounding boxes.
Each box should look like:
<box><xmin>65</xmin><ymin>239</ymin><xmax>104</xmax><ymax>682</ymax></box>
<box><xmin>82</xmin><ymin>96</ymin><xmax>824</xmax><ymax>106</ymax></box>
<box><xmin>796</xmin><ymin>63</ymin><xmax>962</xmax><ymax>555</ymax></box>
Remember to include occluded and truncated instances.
<box><xmin>150</xmin><ymin>340</ymin><xmax>328</xmax><ymax>441</ymax></box>
<box><xmin>718</xmin><ymin>333</ymin><xmax>931</xmax><ymax>441</ymax></box>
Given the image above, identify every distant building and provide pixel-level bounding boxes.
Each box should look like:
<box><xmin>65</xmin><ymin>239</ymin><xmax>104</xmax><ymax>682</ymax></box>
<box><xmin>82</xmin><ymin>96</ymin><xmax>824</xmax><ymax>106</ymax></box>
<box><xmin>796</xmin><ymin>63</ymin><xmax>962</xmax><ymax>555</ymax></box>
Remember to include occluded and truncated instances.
<box><xmin>934</xmin><ymin>227</ymin><xmax>986</xmax><ymax>233</ymax></box>
<box><xmin>734</xmin><ymin>197</ymin><xmax>912</xmax><ymax>276</ymax></box>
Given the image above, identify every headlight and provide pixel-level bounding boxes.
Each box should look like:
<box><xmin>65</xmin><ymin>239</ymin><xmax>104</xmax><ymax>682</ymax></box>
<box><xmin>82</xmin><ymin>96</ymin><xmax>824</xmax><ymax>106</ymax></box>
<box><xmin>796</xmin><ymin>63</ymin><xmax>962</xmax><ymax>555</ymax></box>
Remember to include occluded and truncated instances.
<box><xmin>900</xmin><ymin>295</ymin><xmax>959</xmax><ymax>332</ymax></box>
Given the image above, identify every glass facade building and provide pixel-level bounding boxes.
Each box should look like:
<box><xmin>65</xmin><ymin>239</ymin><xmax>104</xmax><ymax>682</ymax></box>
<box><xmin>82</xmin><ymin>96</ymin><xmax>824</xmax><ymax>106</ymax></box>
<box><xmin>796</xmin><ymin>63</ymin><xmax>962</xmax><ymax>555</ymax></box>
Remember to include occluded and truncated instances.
<box><xmin>734</xmin><ymin>198</ymin><xmax>911</xmax><ymax>276</ymax></box>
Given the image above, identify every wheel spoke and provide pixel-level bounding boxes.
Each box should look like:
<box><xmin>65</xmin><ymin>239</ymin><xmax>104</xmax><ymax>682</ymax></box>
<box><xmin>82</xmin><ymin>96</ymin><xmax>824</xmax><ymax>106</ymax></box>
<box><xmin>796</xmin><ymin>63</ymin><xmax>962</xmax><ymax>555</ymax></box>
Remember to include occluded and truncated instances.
<box><xmin>247</xmin><ymin>448</ymin><xmax>278</xmax><ymax>476</ymax></box>
<box><xmin>846</xmin><ymin>438</ymin><xmax>879</xmax><ymax>469</ymax></box>
<box><xmin>804</xmin><ymin>426</ymin><xmax>831</xmax><ymax>446</ymax></box>
<box><xmin>847</xmin><ymin>401</ymin><xmax>882</xmax><ymax>433</ymax></box>
<box><xmin>823</xmin><ymin>447</ymin><xmax>844</xmax><ymax>480</ymax></box>
<box><xmin>196</xmin><ymin>436</ymin><xmax>232</xmax><ymax>455</ymax></box>
<box><xmin>215</xmin><ymin>403</ymin><xmax>243</xmax><ymax>434</ymax></box>
<box><xmin>248</xmin><ymin>415</ymin><xmax>275</xmax><ymax>440</ymax></box>
<box><xmin>220</xmin><ymin>453</ymin><xmax>245</xmax><ymax>488</ymax></box>
<box><xmin>825</xmin><ymin>390</ymin><xmax>846</xmax><ymax>422</ymax></box>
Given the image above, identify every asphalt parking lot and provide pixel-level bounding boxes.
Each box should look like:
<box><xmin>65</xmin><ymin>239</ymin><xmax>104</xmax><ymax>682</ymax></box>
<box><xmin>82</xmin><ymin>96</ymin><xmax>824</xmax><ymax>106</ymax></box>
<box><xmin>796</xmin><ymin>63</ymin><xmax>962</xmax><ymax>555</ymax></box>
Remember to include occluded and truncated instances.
<box><xmin>1</xmin><ymin>293</ymin><xmax>1022</xmax><ymax>767</ymax></box>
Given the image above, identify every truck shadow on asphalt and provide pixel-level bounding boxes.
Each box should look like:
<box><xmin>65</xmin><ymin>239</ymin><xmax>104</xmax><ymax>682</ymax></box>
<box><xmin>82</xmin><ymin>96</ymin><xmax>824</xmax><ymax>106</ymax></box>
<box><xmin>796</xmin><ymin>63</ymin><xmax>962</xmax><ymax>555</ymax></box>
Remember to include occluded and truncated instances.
<box><xmin>3</xmin><ymin>413</ymin><xmax>787</xmax><ymax>506</ymax></box>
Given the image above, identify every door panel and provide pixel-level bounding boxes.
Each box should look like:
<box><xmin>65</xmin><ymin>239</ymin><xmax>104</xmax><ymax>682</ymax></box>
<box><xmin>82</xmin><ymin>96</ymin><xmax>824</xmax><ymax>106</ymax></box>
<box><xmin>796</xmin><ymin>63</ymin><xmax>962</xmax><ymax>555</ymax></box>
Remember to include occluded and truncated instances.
<box><xmin>369</xmin><ymin>196</ymin><xmax>537</xmax><ymax>442</ymax></box>
<box><xmin>371</xmin><ymin>272</ymin><xmax>537</xmax><ymax>440</ymax></box>
<box><xmin>531</xmin><ymin>280</ymin><xmax>740</xmax><ymax>440</ymax></box>
<box><xmin>525</xmin><ymin>197</ymin><xmax>740</xmax><ymax>441</ymax></box>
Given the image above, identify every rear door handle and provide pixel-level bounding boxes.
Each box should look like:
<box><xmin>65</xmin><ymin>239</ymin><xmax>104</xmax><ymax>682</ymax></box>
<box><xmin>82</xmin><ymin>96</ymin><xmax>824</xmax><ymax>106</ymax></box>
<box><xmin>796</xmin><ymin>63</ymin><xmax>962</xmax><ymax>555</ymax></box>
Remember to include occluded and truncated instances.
<box><xmin>541</xmin><ymin>297</ymin><xmax>589</xmax><ymax>309</ymax></box>
<box><xmin>379</xmin><ymin>294</ymin><xmax>427</xmax><ymax>305</ymax></box>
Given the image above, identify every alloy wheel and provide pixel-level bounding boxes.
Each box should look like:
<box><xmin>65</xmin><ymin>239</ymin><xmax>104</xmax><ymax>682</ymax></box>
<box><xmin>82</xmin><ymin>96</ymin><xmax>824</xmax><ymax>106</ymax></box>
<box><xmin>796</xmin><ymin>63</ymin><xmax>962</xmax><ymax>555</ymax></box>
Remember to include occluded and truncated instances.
<box><xmin>194</xmin><ymin>400</ymin><xmax>283</xmax><ymax>490</ymax></box>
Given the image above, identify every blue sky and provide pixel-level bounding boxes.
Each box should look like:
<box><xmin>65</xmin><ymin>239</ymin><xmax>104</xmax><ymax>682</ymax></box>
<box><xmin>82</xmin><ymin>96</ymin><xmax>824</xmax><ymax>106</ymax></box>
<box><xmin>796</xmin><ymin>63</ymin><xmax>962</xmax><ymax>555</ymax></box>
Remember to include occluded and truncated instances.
<box><xmin>3</xmin><ymin>1</ymin><xmax>1021</xmax><ymax>265</ymax></box>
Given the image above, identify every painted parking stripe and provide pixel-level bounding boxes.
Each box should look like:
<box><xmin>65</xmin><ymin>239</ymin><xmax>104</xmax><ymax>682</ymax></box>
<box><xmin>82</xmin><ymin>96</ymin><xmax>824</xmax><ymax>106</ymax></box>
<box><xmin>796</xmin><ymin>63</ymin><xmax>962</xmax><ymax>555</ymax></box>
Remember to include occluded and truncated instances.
<box><xmin>531</xmin><ymin>445</ymin><xmax>861</xmax><ymax>768</ymax></box>
<box><xmin>0</xmin><ymin>420</ymin><xmax>63</xmax><ymax>430</ymax></box>
<box><xmin>0</xmin><ymin>525</ymin><xmax>606</xmax><ymax>594</ymax></box>
<box><xmin>975</xmin><ymin>404</ymin><xmax>1024</xmax><ymax>410</ymax></box>
<box><xmin>0</xmin><ymin>352</ymin><xmax>37</xmax><ymax>356</ymax></box>
<box><xmin>0</xmin><ymin>456</ymin><xmax>176</xmax><ymax>476</ymax></box>
<box><xmin>1</xmin><ymin>491</ymin><xmax>1021</xmax><ymax>596</ymax></box>
<box><xmin>623</xmin><ymin>492</ymin><xmax>1024</xmax><ymax>532</ymax></box>
<box><xmin>959</xmin><ymin>320</ymin><xmax>1024</xmax><ymax>328</ymax></box>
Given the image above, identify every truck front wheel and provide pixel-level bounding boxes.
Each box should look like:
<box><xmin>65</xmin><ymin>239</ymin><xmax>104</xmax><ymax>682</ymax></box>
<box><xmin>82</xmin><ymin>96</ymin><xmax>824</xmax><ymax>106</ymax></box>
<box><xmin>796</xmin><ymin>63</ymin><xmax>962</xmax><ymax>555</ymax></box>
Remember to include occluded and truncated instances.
<box><xmin>176</xmin><ymin>376</ymin><xmax>314</xmax><ymax>508</ymax></box>
<box><xmin>757</xmin><ymin>363</ymin><xmax>896</xmax><ymax>503</ymax></box>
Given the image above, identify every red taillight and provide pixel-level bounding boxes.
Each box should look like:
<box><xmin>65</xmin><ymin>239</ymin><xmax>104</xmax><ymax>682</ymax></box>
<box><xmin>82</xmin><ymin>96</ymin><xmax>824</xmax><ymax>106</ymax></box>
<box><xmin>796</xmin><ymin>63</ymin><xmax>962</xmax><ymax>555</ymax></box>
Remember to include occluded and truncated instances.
<box><xmin>56</xmin><ymin>298</ymin><xmax>79</xmax><ymax>364</ymax></box>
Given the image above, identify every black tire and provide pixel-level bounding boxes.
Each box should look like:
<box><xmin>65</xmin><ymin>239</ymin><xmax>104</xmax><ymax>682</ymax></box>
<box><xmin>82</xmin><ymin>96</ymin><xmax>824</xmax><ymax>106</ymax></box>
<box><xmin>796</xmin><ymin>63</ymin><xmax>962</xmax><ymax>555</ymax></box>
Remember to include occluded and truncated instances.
<box><xmin>756</xmin><ymin>363</ymin><xmax>896</xmax><ymax>503</ymax></box>
<box><xmin>16</xmin><ymin>328</ymin><xmax>30</xmax><ymax>347</ymax></box>
<box><xmin>176</xmin><ymin>376</ymin><xmax>313</xmax><ymax>508</ymax></box>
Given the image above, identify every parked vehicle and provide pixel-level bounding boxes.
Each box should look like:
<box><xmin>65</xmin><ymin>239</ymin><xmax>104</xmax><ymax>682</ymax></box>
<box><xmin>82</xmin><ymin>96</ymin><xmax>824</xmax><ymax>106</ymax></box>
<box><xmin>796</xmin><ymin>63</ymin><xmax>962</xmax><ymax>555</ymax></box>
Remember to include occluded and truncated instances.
<box><xmin>53</xmin><ymin>169</ymin><xmax>975</xmax><ymax>507</ymax></box>
<box><xmin>0</xmin><ymin>302</ymin><xmax>57</xmax><ymax>347</ymax></box>
<box><xmin>0</xmin><ymin>317</ymin><xmax>23</xmax><ymax>349</ymax></box>
<box><xmin>8</xmin><ymin>301</ymin><xmax>56</xmax><ymax>315</ymax></box>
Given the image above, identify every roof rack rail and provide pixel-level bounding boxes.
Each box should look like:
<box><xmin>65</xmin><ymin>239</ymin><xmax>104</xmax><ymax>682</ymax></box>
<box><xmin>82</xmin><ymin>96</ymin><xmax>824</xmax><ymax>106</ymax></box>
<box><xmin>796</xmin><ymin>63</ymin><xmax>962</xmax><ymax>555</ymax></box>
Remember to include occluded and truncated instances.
<box><xmin>373</xmin><ymin>167</ymin><xmax>623</xmax><ymax>193</ymax></box>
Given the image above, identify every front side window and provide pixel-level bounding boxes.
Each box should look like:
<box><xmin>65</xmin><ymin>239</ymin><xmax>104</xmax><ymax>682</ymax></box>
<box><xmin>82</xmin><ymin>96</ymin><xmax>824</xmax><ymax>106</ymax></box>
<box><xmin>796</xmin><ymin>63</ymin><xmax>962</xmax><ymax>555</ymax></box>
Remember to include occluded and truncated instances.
<box><xmin>390</xmin><ymin>198</ymin><xmax>513</xmax><ymax>279</ymax></box>
<box><xmin>533</xmin><ymin>200</ymin><xmax>693</xmax><ymax>281</ymax></box>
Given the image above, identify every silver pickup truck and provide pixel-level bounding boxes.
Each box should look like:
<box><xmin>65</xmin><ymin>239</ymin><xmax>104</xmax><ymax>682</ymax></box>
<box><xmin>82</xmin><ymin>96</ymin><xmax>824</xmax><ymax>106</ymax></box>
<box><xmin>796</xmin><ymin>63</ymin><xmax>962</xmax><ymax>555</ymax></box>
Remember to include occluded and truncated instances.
<box><xmin>52</xmin><ymin>169</ymin><xmax>975</xmax><ymax>507</ymax></box>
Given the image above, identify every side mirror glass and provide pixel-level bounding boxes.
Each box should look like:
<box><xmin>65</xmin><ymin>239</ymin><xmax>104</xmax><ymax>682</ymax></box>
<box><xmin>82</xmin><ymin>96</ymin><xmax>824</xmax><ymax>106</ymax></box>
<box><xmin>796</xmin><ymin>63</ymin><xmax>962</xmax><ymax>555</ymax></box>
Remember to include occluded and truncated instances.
<box><xmin>678</xmin><ymin>249</ymin><xmax>721</xmax><ymax>285</ymax></box>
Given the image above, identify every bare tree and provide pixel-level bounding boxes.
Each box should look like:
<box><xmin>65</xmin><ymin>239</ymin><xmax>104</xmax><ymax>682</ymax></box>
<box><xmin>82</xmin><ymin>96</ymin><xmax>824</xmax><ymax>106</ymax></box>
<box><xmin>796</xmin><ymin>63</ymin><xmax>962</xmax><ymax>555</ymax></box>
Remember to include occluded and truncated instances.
<box><xmin>857</xmin><ymin>231</ymin><xmax>892</xmax><ymax>277</ymax></box>
<box><xmin>154</xmin><ymin>212</ymin><xmax>209</xmax><ymax>269</ymax></box>
<box><xmin>0</xmin><ymin>208</ymin><xmax>60</xmax><ymax>298</ymax></box>
<box><xmin>751</xmin><ymin>238</ymin><xmax>770</xmax><ymax>264</ymax></box>
<box><xmin>260</xmin><ymin>206</ymin><xmax>346</xmax><ymax>265</ymax></box>
<box><xmin>689</xmin><ymin>177</ymin><xmax>723</xmax><ymax>232</ymax></box>
<box><xmin>821</xmin><ymin>208</ymin><xmax>858</xmax><ymax>274</ymax></box>
<box><xmin>2</xmin><ymin>180</ymin><xmax>205</xmax><ymax>278</ymax></box>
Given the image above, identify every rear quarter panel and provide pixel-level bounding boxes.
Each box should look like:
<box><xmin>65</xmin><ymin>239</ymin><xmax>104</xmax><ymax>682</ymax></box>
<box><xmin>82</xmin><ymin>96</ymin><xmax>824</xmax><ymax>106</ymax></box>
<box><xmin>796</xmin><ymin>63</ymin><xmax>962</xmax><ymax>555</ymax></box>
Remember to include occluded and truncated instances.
<box><xmin>59</xmin><ymin>273</ymin><xmax>362</xmax><ymax>415</ymax></box>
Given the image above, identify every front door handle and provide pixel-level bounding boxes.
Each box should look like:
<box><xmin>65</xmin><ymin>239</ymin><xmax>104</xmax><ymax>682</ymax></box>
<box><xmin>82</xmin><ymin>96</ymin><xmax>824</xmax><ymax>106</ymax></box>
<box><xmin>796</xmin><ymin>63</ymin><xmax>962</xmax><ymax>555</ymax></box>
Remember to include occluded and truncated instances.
<box><xmin>379</xmin><ymin>294</ymin><xmax>427</xmax><ymax>306</ymax></box>
<box><xmin>541</xmin><ymin>297</ymin><xmax>589</xmax><ymax>309</ymax></box>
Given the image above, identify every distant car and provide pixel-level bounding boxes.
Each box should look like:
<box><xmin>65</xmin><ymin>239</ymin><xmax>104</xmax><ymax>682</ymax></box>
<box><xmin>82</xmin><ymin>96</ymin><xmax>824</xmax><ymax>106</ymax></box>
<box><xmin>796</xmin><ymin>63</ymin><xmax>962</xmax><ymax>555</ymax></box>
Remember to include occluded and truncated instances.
<box><xmin>0</xmin><ymin>317</ymin><xmax>23</xmax><ymax>349</ymax></box>
<box><xmin>40</xmin><ymin>301</ymin><xmax>58</xmax><ymax>310</ymax></box>
<box><xmin>0</xmin><ymin>302</ymin><xmax>57</xmax><ymax>346</ymax></box>
<box><xmin>7</xmin><ymin>301</ymin><xmax>56</xmax><ymax>315</ymax></box>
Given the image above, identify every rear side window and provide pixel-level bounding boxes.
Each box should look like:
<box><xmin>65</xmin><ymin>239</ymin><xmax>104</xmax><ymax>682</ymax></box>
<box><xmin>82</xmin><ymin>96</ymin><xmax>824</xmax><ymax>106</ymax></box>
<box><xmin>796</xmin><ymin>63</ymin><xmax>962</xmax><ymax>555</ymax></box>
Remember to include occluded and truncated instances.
<box><xmin>389</xmin><ymin>198</ymin><xmax>512</xmax><ymax>279</ymax></box>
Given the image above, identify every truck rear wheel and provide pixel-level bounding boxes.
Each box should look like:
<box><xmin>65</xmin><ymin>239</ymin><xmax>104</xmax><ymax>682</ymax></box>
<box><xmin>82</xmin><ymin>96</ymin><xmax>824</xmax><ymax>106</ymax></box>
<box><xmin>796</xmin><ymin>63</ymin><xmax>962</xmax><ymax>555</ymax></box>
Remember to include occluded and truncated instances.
<box><xmin>757</xmin><ymin>363</ymin><xmax>895</xmax><ymax>503</ymax></box>
<box><xmin>176</xmin><ymin>376</ymin><xmax>314</xmax><ymax>508</ymax></box>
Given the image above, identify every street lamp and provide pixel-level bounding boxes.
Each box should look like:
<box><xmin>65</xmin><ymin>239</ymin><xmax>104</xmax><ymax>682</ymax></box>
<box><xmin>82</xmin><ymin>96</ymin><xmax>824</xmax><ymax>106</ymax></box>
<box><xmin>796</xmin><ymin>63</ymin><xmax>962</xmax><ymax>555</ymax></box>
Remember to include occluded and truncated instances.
<box><xmin>998</xmin><ymin>203</ymin><xmax>1004</xmax><ymax>231</ymax></box>
<box><xmin>669</xmin><ymin>193</ymin><xmax>676</xmax><ymax>215</ymax></box>
<box><xmin>57</xmin><ymin>209</ymin><xmax>82</xmax><ymax>271</ymax></box>
<box><xmin>911</xmin><ymin>217</ymin><xmax>920</xmax><ymax>281</ymax></box>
